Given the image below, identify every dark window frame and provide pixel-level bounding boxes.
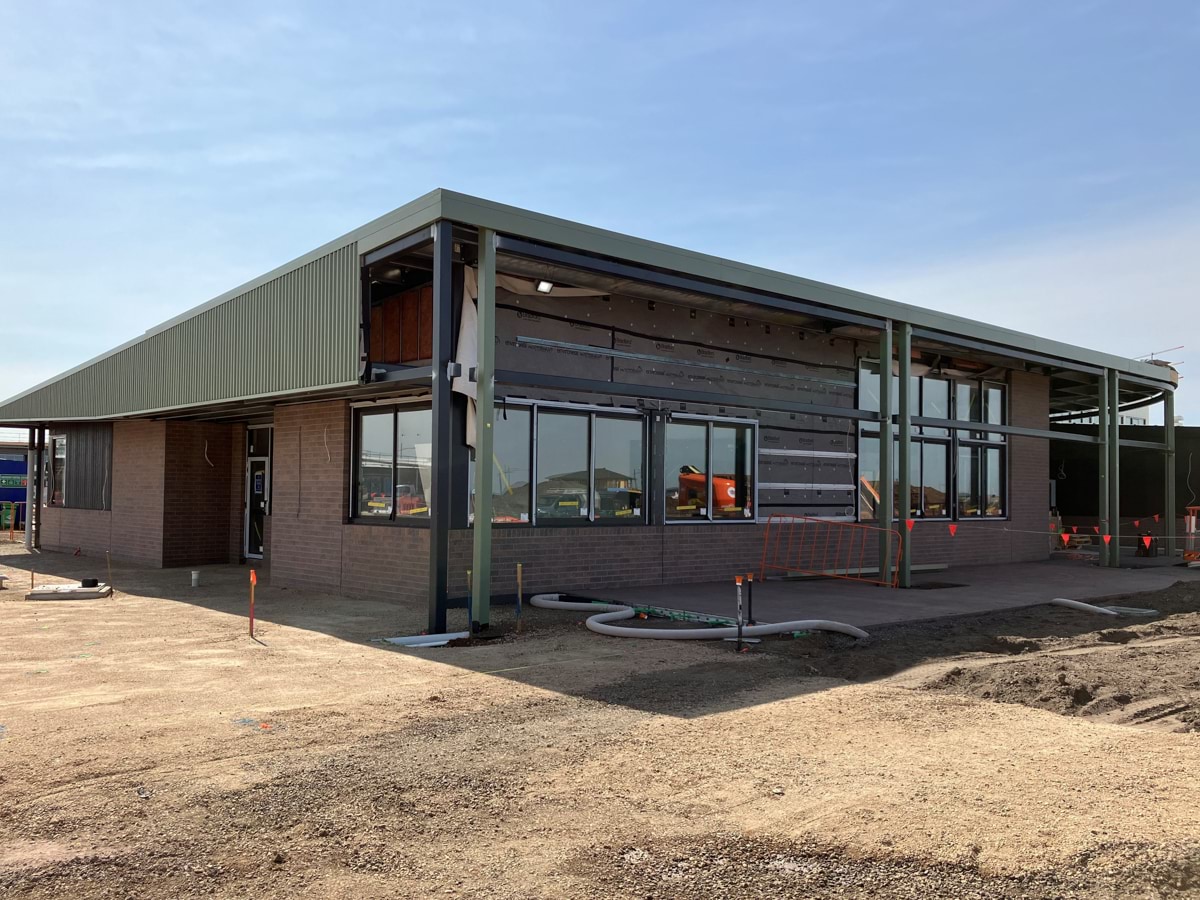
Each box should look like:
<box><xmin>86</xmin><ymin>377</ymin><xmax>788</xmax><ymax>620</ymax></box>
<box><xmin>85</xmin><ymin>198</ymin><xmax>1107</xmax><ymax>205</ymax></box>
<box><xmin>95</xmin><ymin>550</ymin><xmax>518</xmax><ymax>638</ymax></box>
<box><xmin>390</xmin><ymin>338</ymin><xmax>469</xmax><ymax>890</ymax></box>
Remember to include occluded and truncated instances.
<box><xmin>351</xmin><ymin>401</ymin><xmax>434</xmax><ymax>526</ymax></box>
<box><xmin>857</xmin><ymin>362</ymin><xmax>1008</xmax><ymax>523</ymax></box>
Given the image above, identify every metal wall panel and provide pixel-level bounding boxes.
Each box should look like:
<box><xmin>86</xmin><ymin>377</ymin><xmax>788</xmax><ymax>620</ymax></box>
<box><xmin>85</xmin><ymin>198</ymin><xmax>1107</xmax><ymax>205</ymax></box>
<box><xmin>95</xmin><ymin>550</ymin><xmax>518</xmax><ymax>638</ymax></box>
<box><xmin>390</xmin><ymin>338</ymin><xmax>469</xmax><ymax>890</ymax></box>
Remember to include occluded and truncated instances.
<box><xmin>0</xmin><ymin>244</ymin><xmax>359</xmax><ymax>421</ymax></box>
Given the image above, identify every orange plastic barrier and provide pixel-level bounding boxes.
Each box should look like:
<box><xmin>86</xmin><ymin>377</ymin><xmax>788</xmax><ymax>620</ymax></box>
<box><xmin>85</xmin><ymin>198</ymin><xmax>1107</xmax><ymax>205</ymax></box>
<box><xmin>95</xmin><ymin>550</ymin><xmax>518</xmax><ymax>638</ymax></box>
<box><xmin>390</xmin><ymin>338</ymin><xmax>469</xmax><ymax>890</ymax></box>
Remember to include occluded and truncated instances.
<box><xmin>759</xmin><ymin>513</ymin><xmax>901</xmax><ymax>588</ymax></box>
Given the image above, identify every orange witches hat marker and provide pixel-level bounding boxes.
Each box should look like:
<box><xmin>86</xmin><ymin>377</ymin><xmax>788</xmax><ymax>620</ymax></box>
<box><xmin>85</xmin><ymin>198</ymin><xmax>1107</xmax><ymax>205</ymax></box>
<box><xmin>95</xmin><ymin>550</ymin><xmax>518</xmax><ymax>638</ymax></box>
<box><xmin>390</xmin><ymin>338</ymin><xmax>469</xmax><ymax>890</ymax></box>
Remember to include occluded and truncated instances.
<box><xmin>948</xmin><ymin>524</ymin><xmax>958</xmax><ymax>537</ymax></box>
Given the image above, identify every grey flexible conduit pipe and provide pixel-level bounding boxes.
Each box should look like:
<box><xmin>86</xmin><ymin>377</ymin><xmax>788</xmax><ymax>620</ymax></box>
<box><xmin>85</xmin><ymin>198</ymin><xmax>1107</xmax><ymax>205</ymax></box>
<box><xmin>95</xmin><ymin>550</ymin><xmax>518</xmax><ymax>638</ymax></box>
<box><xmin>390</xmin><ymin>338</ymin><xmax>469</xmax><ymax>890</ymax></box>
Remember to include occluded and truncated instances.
<box><xmin>529</xmin><ymin>594</ymin><xmax>870</xmax><ymax>641</ymax></box>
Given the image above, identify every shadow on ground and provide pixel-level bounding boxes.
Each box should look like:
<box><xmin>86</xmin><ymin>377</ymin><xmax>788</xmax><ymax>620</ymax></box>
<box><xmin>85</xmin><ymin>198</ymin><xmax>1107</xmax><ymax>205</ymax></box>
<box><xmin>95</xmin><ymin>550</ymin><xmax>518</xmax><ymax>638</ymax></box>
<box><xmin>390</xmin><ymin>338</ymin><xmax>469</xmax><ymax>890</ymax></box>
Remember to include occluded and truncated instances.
<box><xmin>5</xmin><ymin>545</ymin><xmax>1200</xmax><ymax>720</ymax></box>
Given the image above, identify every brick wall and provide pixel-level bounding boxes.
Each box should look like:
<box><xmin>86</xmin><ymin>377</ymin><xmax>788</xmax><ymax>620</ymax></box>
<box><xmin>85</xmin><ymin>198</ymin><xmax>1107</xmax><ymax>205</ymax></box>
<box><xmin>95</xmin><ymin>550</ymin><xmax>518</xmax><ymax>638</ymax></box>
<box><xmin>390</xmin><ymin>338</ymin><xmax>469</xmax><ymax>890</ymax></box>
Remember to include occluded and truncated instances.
<box><xmin>110</xmin><ymin>420</ymin><xmax>166</xmax><ymax>566</ymax></box>
<box><xmin>40</xmin><ymin>506</ymin><xmax>113</xmax><ymax>558</ymax></box>
<box><xmin>268</xmin><ymin>372</ymin><xmax>1054</xmax><ymax>606</ymax></box>
<box><xmin>270</xmin><ymin>400</ymin><xmax>351</xmax><ymax>590</ymax></box>
<box><xmin>229</xmin><ymin>424</ymin><xmax>246</xmax><ymax>562</ymax></box>
<box><xmin>162</xmin><ymin>422</ymin><xmax>238</xmax><ymax>567</ymax></box>
<box><xmin>341</xmin><ymin>524</ymin><xmax>430</xmax><ymax>603</ymax></box>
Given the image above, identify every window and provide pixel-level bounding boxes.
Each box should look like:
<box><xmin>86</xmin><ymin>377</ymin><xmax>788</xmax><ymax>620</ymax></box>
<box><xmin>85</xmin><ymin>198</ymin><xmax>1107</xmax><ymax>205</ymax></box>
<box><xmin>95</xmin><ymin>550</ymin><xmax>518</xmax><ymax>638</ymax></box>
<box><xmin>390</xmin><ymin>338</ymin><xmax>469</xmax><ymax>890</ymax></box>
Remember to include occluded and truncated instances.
<box><xmin>712</xmin><ymin>423</ymin><xmax>754</xmax><ymax>519</ymax></box>
<box><xmin>43</xmin><ymin>425</ymin><xmax>112</xmax><ymax>510</ymax></box>
<box><xmin>858</xmin><ymin>362</ymin><xmax>1005</xmax><ymax>521</ymax></box>
<box><xmin>353</xmin><ymin>405</ymin><xmax>433</xmax><ymax>520</ymax></box>
<box><xmin>49</xmin><ymin>434</ymin><xmax>66</xmax><ymax>506</ymax></box>
<box><xmin>535</xmin><ymin>411</ymin><xmax>590</xmax><ymax>520</ymax></box>
<box><xmin>665</xmin><ymin>421</ymin><xmax>708</xmax><ymax>519</ymax></box>
<box><xmin>666</xmin><ymin>417</ymin><xmax>755</xmax><ymax>521</ymax></box>
<box><xmin>593</xmin><ymin>416</ymin><xmax>644</xmax><ymax>520</ymax></box>
<box><xmin>490</xmin><ymin>407</ymin><xmax>532</xmax><ymax>523</ymax></box>
<box><xmin>469</xmin><ymin>403</ymin><xmax>646</xmax><ymax>526</ymax></box>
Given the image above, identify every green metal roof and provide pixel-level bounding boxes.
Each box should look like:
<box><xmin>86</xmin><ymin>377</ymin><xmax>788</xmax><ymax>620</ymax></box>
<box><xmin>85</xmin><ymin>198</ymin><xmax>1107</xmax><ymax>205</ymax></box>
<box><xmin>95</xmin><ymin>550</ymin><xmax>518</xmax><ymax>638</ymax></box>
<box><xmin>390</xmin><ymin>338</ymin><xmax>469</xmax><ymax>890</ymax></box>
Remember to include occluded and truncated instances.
<box><xmin>0</xmin><ymin>188</ymin><xmax>1175</xmax><ymax>424</ymax></box>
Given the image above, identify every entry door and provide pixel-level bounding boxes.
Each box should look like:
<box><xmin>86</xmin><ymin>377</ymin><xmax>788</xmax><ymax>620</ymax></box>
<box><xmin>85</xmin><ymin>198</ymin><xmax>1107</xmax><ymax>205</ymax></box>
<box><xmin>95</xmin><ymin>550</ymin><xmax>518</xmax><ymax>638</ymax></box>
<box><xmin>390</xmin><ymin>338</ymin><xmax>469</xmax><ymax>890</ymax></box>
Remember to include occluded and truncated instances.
<box><xmin>245</xmin><ymin>458</ymin><xmax>269</xmax><ymax>558</ymax></box>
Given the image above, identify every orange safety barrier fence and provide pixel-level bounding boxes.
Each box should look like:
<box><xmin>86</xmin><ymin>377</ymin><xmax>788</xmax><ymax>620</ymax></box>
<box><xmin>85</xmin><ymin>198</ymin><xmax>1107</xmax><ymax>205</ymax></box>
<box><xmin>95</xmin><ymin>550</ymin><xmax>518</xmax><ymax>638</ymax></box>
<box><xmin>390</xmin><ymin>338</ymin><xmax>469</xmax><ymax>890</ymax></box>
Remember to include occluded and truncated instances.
<box><xmin>759</xmin><ymin>513</ymin><xmax>901</xmax><ymax>588</ymax></box>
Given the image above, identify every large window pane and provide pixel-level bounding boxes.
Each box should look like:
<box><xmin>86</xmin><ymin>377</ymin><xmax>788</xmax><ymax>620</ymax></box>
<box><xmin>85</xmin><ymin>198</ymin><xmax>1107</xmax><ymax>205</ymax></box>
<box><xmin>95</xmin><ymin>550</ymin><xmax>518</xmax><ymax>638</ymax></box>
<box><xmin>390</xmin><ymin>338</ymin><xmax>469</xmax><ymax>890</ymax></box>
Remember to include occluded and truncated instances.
<box><xmin>49</xmin><ymin>436</ymin><xmax>66</xmax><ymax>507</ymax></box>
<box><xmin>956</xmin><ymin>383</ymin><xmax>981</xmax><ymax>422</ymax></box>
<box><xmin>489</xmin><ymin>407</ymin><xmax>531</xmax><ymax>523</ymax></box>
<box><xmin>666</xmin><ymin>421</ymin><xmax>708</xmax><ymax>519</ymax></box>
<box><xmin>357</xmin><ymin>411</ymin><xmax>395</xmax><ymax>517</ymax></box>
<box><xmin>535</xmin><ymin>411</ymin><xmax>589</xmax><ymax>520</ymax></box>
<box><xmin>922</xmin><ymin>443</ymin><xmax>949</xmax><ymax>518</ymax></box>
<box><xmin>922</xmin><ymin>378</ymin><xmax>950</xmax><ymax>436</ymax></box>
<box><xmin>395</xmin><ymin>407</ymin><xmax>433</xmax><ymax>517</ymax></box>
<box><xmin>712</xmin><ymin>423</ymin><xmax>753</xmax><ymax>519</ymax></box>
<box><xmin>984</xmin><ymin>446</ymin><xmax>1004</xmax><ymax>516</ymax></box>
<box><xmin>984</xmin><ymin>384</ymin><xmax>1005</xmax><ymax>441</ymax></box>
<box><xmin>957</xmin><ymin>445</ymin><xmax>982</xmax><ymax>517</ymax></box>
<box><xmin>593</xmin><ymin>416</ymin><xmax>644</xmax><ymax>520</ymax></box>
<box><xmin>858</xmin><ymin>433</ymin><xmax>880</xmax><ymax>521</ymax></box>
<box><xmin>858</xmin><ymin>363</ymin><xmax>880</xmax><ymax>413</ymax></box>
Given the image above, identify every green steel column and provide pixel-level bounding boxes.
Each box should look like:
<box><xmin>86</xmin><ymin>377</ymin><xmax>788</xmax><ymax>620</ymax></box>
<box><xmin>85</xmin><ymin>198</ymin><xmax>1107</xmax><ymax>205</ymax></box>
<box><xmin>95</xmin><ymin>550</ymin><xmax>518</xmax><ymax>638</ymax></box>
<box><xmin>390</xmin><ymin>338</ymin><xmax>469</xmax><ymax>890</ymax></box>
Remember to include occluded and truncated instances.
<box><xmin>1164</xmin><ymin>389</ymin><xmax>1177</xmax><ymax>557</ymax></box>
<box><xmin>1097</xmin><ymin>371</ymin><xmax>1110</xmax><ymax>566</ymax></box>
<box><xmin>896</xmin><ymin>323</ymin><xmax>912</xmax><ymax>588</ymax></box>
<box><xmin>877</xmin><ymin>323</ymin><xmax>894</xmax><ymax>584</ymax></box>
<box><xmin>471</xmin><ymin>227</ymin><xmax>497</xmax><ymax>630</ymax></box>
<box><xmin>1107</xmin><ymin>370</ymin><xmax>1121</xmax><ymax>568</ymax></box>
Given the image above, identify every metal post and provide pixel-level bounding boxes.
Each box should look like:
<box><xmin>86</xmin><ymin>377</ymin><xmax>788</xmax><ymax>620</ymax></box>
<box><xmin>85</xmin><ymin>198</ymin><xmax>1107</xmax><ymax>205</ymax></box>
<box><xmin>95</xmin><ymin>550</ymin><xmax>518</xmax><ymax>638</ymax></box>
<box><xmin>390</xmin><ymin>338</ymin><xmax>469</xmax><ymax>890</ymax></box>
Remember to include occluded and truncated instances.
<box><xmin>427</xmin><ymin>220</ymin><xmax>455</xmax><ymax>633</ymax></box>
<box><xmin>1164</xmin><ymin>389</ymin><xmax>1176</xmax><ymax>557</ymax></box>
<box><xmin>34</xmin><ymin>426</ymin><xmax>45</xmax><ymax>549</ymax></box>
<box><xmin>24</xmin><ymin>428</ymin><xmax>35</xmax><ymax>549</ymax></box>
<box><xmin>649</xmin><ymin>411</ymin><xmax>667</xmax><ymax>527</ymax></box>
<box><xmin>896</xmin><ymin>323</ymin><xmax>912</xmax><ymax>587</ymax></box>
<box><xmin>877</xmin><ymin>323</ymin><xmax>894</xmax><ymax>584</ymax></box>
<box><xmin>1107</xmin><ymin>369</ymin><xmax>1121</xmax><ymax>568</ymax></box>
<box><xmin>1097</xmin><ymin>371</ymin><xmax>1109</xmax><ymax>565</ymax></box>
<box><xmin>470</xmin><ymin>227</ymin><xmax>497</xmax><ymax>632</ymax></box>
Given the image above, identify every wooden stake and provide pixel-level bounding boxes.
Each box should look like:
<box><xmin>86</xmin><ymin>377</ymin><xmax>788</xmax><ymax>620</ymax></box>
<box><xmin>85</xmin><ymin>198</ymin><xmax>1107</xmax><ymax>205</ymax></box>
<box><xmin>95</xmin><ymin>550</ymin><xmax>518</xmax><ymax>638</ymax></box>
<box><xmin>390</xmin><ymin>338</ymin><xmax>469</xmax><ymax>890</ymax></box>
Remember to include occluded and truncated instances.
<box><xmin>106</xmin><ymin>550</ymin><xmax>114</xmax><ymax>594</ymax></box>
<box><xmin>249</xmin><ymin>569</ymin><xmax>257</xmax><ymax>638</ymax></box>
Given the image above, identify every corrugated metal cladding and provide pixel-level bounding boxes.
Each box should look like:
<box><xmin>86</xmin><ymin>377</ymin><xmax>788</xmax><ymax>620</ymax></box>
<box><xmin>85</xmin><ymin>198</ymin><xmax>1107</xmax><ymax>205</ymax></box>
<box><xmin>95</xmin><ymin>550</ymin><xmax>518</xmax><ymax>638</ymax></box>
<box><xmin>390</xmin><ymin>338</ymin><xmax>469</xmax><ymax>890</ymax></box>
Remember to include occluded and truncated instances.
<box><xmin>0</xmin><ymin>244</ymin><xmax>360</xmax><ymax>421</ymax></box>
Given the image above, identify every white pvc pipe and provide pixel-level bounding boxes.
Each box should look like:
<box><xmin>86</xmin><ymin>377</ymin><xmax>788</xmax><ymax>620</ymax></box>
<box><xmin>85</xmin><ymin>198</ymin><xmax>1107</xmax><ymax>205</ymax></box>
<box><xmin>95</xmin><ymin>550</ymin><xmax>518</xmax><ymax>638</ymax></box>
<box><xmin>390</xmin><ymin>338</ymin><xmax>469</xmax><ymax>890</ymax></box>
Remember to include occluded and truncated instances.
<box><xmin>530</xmin><ymin>594</ymin><xmax>869</xmax><ymax>641</ymax></box>
<box><xmin>384</xmin><ymin>631</ymin><xmax>470</xmax><ymax>647</ymax></box>
<box><xmin>1049</xmin><ymin>597</ymin><xmax>1119</xmax><ymax>616</ymax></box>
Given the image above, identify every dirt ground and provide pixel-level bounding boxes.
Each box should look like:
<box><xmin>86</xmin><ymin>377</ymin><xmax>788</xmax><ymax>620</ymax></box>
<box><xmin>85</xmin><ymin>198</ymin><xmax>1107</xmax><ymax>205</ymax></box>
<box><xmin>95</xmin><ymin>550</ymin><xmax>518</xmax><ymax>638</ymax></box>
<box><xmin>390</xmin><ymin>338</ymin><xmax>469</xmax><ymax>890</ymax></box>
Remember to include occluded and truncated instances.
<box><xmin>3</xmin><ymin>544</ymin><xmax>1200</xmax><ymax>898</ymax></box>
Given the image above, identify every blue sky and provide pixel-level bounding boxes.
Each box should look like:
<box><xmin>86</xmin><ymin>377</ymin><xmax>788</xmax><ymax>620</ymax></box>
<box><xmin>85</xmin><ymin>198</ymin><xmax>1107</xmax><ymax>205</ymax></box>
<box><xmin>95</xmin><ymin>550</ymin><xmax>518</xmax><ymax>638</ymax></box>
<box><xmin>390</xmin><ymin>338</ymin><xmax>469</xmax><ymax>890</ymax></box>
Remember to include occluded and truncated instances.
<box><xmin>1</xmin><ymin>0</ymin><xmax>1197</xmax><ymax>430</ymax></box>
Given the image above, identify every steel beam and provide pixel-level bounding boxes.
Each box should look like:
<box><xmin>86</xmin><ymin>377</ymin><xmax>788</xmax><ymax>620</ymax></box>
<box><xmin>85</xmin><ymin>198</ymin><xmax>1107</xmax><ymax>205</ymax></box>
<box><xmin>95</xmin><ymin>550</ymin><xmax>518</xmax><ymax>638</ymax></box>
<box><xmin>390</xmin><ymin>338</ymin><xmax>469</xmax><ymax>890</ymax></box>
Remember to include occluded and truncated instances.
<box><xmin>495</xmin><ymin>234</ymin><xmax>886</xmax><ymax>330</ymax></box>
<box><xmin>1097</xmin><ymin>371</ymin><xmax>1110</xmax><ymax>566</ymax></box>
<box><xmin>427</xmin><ymin>221</ymin><xmax>455</xmax><ymax>633</ymax></box>
<box><xmin>33</xmin><ymin>427</ymin><xmax>44</xmax><ymax>549</ymax></box>
<box><xmin>915</xmin><ymin>418</ymin><xmax>1101</xmax><ymax>444</ymax></box>
<box><xmin>1165</xmin><ymin>389</ymin><xmax>1177</xmax><ymax>556</ymax></box>
<box><xmin>494</xmin><ymin>370</ymin><xmax>877</xmax><ymax>422</ymax></box>
<box><xmin>24</xmin><ymin>428</ymin><xmax>34</xmax><ymax>549</ymax></box>
<box><xmin>362</xmin><ymin>225</ymin><xmax>435</xmax><ymax>267</ymax></box>
<box><xmin>897</xmin><ymin>324</ymin><xmax>912</xmax><ymax>587</ymax></box>
<box><xmin>878</xmin><ymin>323</ymin><xmax>894</xmax><ymax>584</ymax></box>
<box><xmin>471</xmin><ymin>228</ymin><xmax>497</xmax><ymax>631</ymax></box>
<box><xmin>1107</xmin><ymin>370</ymin><xmax>1121</xmax><ymax>568</ymax></box>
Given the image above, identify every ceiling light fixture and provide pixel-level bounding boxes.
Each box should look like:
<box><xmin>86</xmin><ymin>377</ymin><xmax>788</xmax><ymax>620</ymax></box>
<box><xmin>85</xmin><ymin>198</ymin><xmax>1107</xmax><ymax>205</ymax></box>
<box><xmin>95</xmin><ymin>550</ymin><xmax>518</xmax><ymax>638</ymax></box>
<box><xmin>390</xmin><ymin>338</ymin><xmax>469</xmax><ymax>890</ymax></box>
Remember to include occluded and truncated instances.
<box><xmin>536</xmin><ymin>280</ymin><xmax>554</xmax><ymax>294</ymax></box>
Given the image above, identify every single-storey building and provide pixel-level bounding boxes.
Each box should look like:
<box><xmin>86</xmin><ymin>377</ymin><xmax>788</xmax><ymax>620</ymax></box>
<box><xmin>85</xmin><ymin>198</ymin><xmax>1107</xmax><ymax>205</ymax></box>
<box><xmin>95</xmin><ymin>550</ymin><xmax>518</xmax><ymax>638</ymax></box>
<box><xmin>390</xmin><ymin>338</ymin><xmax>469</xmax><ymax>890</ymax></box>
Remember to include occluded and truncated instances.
<box><xmin>0</xmin><ymin>190</ymin><xmax>1180</xmax><ymax>630</ymax></box>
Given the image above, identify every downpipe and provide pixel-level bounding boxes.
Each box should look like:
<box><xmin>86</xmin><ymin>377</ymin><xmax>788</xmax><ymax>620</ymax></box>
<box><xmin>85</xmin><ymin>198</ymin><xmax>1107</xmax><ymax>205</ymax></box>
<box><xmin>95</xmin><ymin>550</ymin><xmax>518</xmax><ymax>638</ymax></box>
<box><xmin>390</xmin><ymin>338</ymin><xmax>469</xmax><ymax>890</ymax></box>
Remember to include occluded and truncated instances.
<box><xmin>529</xmin><ymin>594</ymin><xmax>869</xmax><ymax>641</ymax></box>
